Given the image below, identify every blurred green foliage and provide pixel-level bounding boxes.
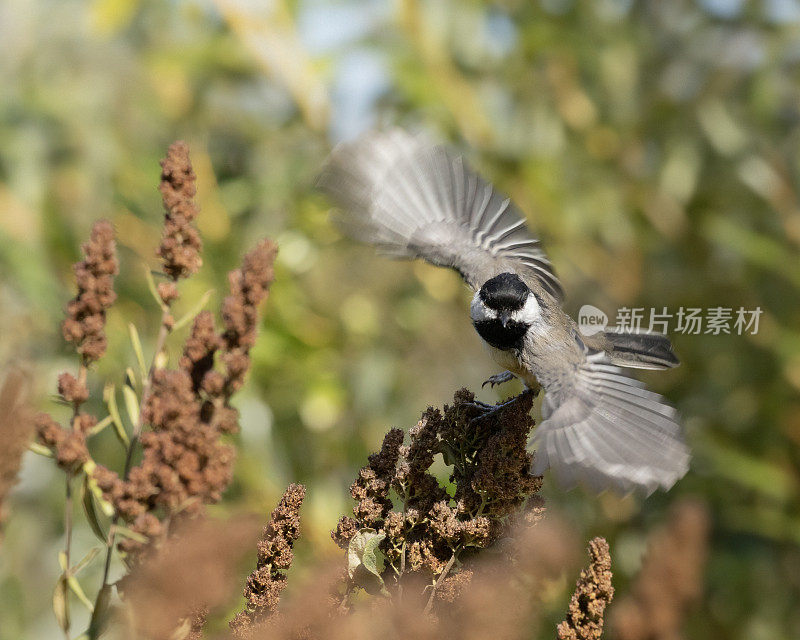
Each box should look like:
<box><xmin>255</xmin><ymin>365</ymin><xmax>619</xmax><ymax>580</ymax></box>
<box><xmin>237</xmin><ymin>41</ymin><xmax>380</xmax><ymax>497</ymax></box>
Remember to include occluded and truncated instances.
<box><xmin>1</xmin><ymin>0</ymin><xmax>800</xmax><ymax>638</ymax></box>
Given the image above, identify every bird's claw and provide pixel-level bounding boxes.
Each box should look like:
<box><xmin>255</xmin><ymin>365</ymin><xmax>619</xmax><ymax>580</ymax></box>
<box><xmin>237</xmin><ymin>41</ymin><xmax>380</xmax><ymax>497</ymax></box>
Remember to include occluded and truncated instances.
<box><xmin>482</xmin><ymin>371</ymin><xmax>516</xmax><ymax>388</ymax></box>
<box><xmin>467</xmin><ymin>387</ymin><xmax>539</xmax><ymax>425</ymax></box>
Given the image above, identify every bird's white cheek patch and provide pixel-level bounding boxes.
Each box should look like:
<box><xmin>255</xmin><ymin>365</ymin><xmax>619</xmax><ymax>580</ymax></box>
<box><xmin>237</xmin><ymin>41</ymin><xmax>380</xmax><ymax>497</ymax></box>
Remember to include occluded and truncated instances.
<box><xmin>513</xmin><ymin>294</ymin><xmax>542</xmax><ymax>324</ymax></box>
<box><xmin>470</xmin><ymin>296</ymin><xmax>496</xmax><ymax>323</ymax></box>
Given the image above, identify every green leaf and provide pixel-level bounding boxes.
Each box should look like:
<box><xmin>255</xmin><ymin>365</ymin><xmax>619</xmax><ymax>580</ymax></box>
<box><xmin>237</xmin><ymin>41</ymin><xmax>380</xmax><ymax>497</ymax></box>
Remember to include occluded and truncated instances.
<box><xmin>72</xmin><ymin>547</ymin><xmax>101</xmax><ymax>577</ymax></box>
<box><xmin>125</xmin><ymin>367</ymin><xmax>138</xmax><ymax>393</ymax></box>
<box><xmin>88</xmin><ymin>583</ymin><xmax>112</xmax><ymax>640</ymax></box>
<box><xmin>347</xmin><ymin>530</ymin><xmax>387</xmax><ymax>595</ymax></box>
<box><xmin>103</xmin><ymin>384</ymin><xmax>130</xmax><ymax>448</ymax></box>
<box><xmin>81</xmin><ymin>476</ymin><xmax>108</xmax><ymax>542</ymax></box>
<box><xmin>29</xmin><ymin>442</ymin><xmax>54</xmax><ymax>457</ymax></box>
<box><xmin>144</xmin><ymin>266</ymin><xmax>168</xmax><ymax>311</ymax></box>
<box><xmin>172</xmin><ymin>289</ymin><xmax>214</xmax><ymax>331</ymax></box>
<box><xmin>122</xmin><ymin>385</ymin><xmax>140</xmax><ymax>429</ymax></box>
<box><xmin>88</xmin><ymin>415</ymin><xmax>114</xmax><ymax>437</ymax></box>
<box><xmin>128</xmin><ymin>323</ymin><xmax>147</xmax><ymax>380</ymax></box>
<box><xmin>115</xmin><ymin>526</ymin><xmax>149</xmax><ymax>544</ymax></box>
<box><xmin>53</xmin><ymin>573</ymin><xmax>70</xmax><ymax>632</ymax></box>
<box><xmin>154</xmin><ymin>349</ymin><xmax>168</xmax><ymax>370</ymax></box>
<box><xmin>82</xmin><ymin>461</ymin><xmax>115</xmax><ymax>518</ymax></box>
<box><xmin>68</xmin><ymin>574</ymin><xmax>95</xmax><ymax>612</ymax></box>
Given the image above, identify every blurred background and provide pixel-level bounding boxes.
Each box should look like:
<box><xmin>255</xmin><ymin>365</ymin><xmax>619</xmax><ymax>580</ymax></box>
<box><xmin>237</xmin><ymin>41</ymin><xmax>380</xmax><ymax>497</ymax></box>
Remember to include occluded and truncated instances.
<box><xmin>1</xmin><ymin>0</ymin><xmax>800</xmax><ymax>637</ymax></box>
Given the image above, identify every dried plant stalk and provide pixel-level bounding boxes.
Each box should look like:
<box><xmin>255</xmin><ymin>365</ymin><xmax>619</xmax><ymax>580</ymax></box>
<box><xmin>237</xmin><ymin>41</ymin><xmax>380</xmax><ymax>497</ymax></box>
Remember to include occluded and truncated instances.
<box><xmin>61</xmin><ymin>219</ymin><xmax>119</xmax><ymax>363</ymax></box>
<box><xmin>25</xmin><ymin>141</ymin><xmax>280</xmax><ymax>640</ymax></box>
<box><xmin>227</xmin><ymin>512</ymin><xmax>582</xmax><ymax>640</ymax></box>
<box><xmin>333</xmin><ymin>388</ymin><xmax>544</xmax><ymax>609</ymax></box>
<box><xmin>157</xmin><ymin>140</ymin><xmax>202</xmax><ymax>285</ymax></box>
<box><xmin>31</xmin><ymin>218</ymin><xmax>119</xmax><ymax>639</ymax></box>
<box><xmin>93</xmin><ymin>239</ymin><xmax>278</xmax><ymax>563</ymax></box>
<box><xmin>229</xmin><ymin>483</ymin><xmax>306</xmax><ymax>637</ymax></box>
<box><xmin>610</xmin><ymin>500</ymin><xmax>710</xmax><ymax>640</ymax></box>
<box><xmin>0</xmin><ymin>370</ymin><xmax>34</xmax><ymax>538</ymax></box>
<box><xmin>558</xmin><ymin>537</ymin><xmax>615</xmax><ymax>640</ymax></box>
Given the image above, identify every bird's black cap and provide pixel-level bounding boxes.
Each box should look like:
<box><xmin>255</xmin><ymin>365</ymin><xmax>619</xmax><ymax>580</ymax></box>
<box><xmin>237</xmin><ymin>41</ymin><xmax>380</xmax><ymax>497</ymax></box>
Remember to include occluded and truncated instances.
<box><xmin>479</xmin><ymin>272</ymin><xmax>529</xmax><ymax>311</ymax></box>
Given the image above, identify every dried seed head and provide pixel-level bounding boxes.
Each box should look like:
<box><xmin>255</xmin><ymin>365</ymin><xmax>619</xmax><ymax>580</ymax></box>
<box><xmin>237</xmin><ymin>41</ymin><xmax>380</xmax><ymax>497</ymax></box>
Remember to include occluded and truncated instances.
<box><xmin>34</xmin><ymin>411</ymin><xmax>89</xmax><ymax>473</ymax></box>
<box><xmin>55</xmin><ymin>430</ymin><xmax>90</xmax><ymax>472</ymax></box>
<box><xmin>610</xmin><ymin>500</ymin><xmax>710</xmax><ymax>640</ymax></box>
<box><xmin>57</xmin><ymin>372</ymin><xmax>88</xmax><ymax>406</ymax></box>
<box><xmin>157</xmin><ymin>141</ymin><xmax>202</xmax><ymax>281</ymax></box>
<box><xmin>331</xmin><ymin>516</ymin><xmax>359</xmax><ymax>550</ymax></box>
<box><xmin>180</xmin><ymin>311</ymin><xmax>221</xmax><ymax>393</ymax></box>
<box><xmin>62</xmin><ymin>220</ymin><xmax>118</xmax><ymax>363</ymax></box>
<box><xmin>158</xmin><ymin>282</ymin><xmax>180</xmax><ymax>306</ymax></box>
<box><xmin>230</xmin><ymin>484</ymin><xmax>306</xmax><ymax>636</ymax></box>
<box><xmin>557</xmin><ymin>537</ymin><xmax>614</xmax><ymax>640</ymax></box>
<box><xmin>335</xmin><ymin>388</ymin><xmax>544</xmax><ymax>607</ymax></box>
<box><xmin>0</xmin><ymin>371</ymin><xmax>34</xmax><ymax>531</ymax></box>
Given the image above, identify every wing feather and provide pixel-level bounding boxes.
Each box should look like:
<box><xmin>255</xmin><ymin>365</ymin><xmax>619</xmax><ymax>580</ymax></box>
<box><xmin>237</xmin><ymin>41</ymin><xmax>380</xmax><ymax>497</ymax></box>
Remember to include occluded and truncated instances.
<box><xmin>317</xmin><ymin>129</ymin><xmax>563</xmax><ymax>299</ymax></box>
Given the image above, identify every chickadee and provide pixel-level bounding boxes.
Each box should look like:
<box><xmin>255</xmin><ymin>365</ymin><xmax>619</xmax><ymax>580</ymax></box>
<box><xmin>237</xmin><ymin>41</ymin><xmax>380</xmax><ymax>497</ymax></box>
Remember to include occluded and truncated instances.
<box><xmin>318</xmin><ymin>129</ymin><xmax>689</xmax><ymax>495</ymax></box>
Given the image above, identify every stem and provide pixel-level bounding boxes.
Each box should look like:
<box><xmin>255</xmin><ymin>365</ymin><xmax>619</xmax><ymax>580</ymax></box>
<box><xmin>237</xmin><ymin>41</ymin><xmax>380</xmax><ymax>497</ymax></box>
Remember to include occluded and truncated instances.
<box><xmin>424</xmin><ymin>550</ymin><xmax>457</xmax><ymax>615</ymax></box>
<box><xmin>337</xmin><ymin>592</ymin><xmax>350</xmax><ymax>614</ymax></box>
<box><xmin>61</xmin><ymin>363</ymin><xmax>87</xmax><ymax>639</ymax></box>
<box><xmin>94</xmin><ymin>308</ymin><xmax>172</xmax><ymax>613</ymax></box>
<box><xmin>396</xmin><ymin>486</ymin><xmax>410</xmax><ymax>599</ymax></box>
<box><xmin>62</xmin><ymin>476</ymin><xmax>73</xmax><ymax>640</ymax></box>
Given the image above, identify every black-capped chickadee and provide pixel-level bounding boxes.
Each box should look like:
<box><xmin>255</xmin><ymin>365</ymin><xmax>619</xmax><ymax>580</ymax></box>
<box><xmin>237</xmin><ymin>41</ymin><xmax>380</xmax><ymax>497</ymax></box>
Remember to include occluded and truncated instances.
<box><xmin>318</xmin><ymin>129</ymin><xmax>689</xmax><ymax>495</ymax></box>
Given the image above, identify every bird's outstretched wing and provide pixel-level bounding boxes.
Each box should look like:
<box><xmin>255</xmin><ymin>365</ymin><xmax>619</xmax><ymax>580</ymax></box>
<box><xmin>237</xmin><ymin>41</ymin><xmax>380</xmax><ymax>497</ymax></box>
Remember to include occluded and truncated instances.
<box><xmin>317</xmin><ymin>129</ymin><xmax>563</xmax><ymax>300</ymax></box>
<box><xmin>530</xmin><ymin>353</ymin><xmax>689</xmax><ymax>495</ymax></box>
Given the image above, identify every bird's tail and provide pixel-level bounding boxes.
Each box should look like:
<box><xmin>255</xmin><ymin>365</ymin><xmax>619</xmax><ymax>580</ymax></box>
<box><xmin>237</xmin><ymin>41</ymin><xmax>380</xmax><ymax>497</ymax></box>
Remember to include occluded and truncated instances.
<box><xmin>603</xmin><ymin>331</ymin><xmax>679</xmax><ymax>370</ymax></box>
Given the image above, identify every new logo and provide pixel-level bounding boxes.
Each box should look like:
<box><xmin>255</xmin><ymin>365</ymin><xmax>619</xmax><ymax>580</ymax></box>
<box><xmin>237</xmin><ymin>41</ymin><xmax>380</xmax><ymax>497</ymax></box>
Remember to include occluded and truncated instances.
<box><xmin>578</xmin><ymin>305</ymin><xmax>608</xmax><ymax>336</ymax></box>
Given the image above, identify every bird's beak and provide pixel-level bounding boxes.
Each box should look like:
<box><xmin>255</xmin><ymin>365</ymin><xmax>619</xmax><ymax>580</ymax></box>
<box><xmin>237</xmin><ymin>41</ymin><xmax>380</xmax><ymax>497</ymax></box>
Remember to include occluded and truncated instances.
<box><xmin>500</xmin><ymin>311</ymin><xmax>511</xmax><ymax>328</ymax></box>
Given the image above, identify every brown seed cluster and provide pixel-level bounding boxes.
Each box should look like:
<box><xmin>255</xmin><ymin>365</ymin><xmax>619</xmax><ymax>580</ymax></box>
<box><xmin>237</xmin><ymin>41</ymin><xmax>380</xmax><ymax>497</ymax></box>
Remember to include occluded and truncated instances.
<box><xmin>0</xmin><ymin>371</ymin><xmax>35</xmax><ymax>534</ymax></box>
<box><xmin>347</xmin><ymin>427</ymin><xmax>404</xmax><ymax>529</ymax></box>
<box><xmin>181</xmin><ymin>310</ymin><xmax>221</xmax><ymax>394</ymax></box>
<box><xmin>37</xmin><ymin>223</ymin><xmax>113</xmax><ymax>473</ymax></box>
<box><xmin>187</xmin><ymin>608</ymin><xmax>209</xmax><ymax>640</ymax></box>
<box><xmin>610</xmin><ymin>500</ymin><xmax>710</xmax><ymax>640</ymax></box>
<box><xmin>93</xmin><ymin>369</ymin><xmax>236</xmax><ymax>556</ymax></box>
<box><xmin>230</xmin><ymin>483</ymin><xmax>306</xmax><ymax>637</ymax></box>
<box><xmin>220</xmin><ymin>239</ymin><xmax>278</xmax><ymax>395</ymax></box>
<box><xmin>157</xmin><ymin>141</ymin><xmax>202</xmax><ymax>282</ymax></box>
<box><xmin>333</xmin><ymin>389</ymin><xmax>542</xmax><ymax>598</ymax></box>
<box><xmin>234</xmin><ymin>515</ymin><xmax>583</xmax><ymax>640</ymax></box>
<box><xmin>558</xmin><ymin>537</ymin><xmax>615</xmax><ymax>640</ymax></box>
<box><xmin>429</xmin><ymin>515</ymin><xmax>580</xmax><ymax>639</ymax></box>
<box><xmin>35</xmin><ymin>412</ymin><xmax>95</xmax><ymax>473</ymax></box>
<box><xmin>94</xmin><ymin>239</ymin><xmax>278</xmax><ymax>559</ymax></box>
<box><xmin>61</xmin><ymin>219</ymin><xmax>118</xmax><ymax>363</ymax></box>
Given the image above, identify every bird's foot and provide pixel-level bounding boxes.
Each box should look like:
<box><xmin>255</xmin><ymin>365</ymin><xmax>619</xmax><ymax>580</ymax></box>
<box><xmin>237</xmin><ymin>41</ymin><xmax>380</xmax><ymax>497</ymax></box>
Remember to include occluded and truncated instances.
<box><xmin>466</xmin><ymin>386</ymin><xmax>539</xmax><ymax>424</ymax></box>
<box><xmin>464</xmin><ymin>399</ymin><xmax>496</xmax><ymax>411</ymax></box>
<box><xmin>481</xmin><ymin>371</ymin><xmax>516</xmax><ymax>389</ymax></box>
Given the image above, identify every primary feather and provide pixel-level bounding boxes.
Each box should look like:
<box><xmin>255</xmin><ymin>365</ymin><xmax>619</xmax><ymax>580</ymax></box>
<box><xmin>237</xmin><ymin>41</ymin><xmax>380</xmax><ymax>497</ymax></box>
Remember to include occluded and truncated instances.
<box><xmin>317</xmin><ymin>129</ymin><xmax>563</xmax><ymax>300</ymax></box>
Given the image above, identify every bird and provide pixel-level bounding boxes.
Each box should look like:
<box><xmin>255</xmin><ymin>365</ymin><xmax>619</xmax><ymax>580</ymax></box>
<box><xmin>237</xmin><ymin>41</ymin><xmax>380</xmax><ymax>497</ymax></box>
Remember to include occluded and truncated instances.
<box><xmin>317</xmin><ymin>128</ymin><xmax>689</xmax><ymax>496</ymax></box>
